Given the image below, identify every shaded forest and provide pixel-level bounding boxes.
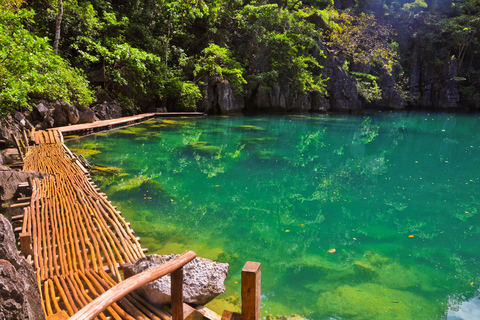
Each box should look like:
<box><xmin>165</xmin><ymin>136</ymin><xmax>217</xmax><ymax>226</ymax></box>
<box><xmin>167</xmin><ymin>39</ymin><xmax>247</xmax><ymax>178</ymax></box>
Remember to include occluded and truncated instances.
<box><xmin>1</xmin><ymin>0</ymin><xmax>479</xmax><ymax>116</ymax></box>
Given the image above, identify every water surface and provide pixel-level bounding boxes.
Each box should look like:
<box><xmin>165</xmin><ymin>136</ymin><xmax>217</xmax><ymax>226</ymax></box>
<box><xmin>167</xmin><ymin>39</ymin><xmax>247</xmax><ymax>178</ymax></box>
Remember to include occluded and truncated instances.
<box><xmin>66</xmin><ymin>113</ymin><xmax>480</xmax><ymax>319</ymax></box>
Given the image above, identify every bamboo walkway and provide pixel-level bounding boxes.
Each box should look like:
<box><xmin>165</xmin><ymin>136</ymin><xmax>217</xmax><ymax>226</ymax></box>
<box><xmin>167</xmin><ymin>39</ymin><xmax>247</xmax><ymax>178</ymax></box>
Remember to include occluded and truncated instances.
<box><xmin>19</xmin><ymin>129</ymin><xmax>195</xmax><ymax>320</ymax></box>
<box><xmin>48</xmin><ymin>112</ymin><xmax>205</xmax><ymax>137</ymax></box>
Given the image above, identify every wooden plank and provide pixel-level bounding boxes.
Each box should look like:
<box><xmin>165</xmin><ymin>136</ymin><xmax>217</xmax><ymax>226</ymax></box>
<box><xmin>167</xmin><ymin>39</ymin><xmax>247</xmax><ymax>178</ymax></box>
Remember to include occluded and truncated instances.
<box><xmin>46</xmin><ymin>310</ymin><xmax>69</xmax><ymax>320</ymax></box>
<box><xmin>221</xmin><ymin>311</ymin><xmax>242</xmax><ymax>320</ymax></box>
<box><xmin>10</xmin><ymin>202</ymin><xmax>30</xmax><ymax>208</ymax></box>
<box><xmin>241</xmin><ymin>262</ymin><xmax>261</xmax><ymax>320</ymax></box>
<box><xmin>196</xmin><ymin>306</ymin><xmax>222</xmax><ymax>320</ymax></box>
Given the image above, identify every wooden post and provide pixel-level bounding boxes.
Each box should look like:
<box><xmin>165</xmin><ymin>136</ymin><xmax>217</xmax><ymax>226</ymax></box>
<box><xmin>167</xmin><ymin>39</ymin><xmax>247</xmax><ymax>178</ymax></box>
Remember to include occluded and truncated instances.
<box><xmin>19</xmin><ymin>232</ymin><xmax>32</xmax><ymax>256</ymax></box>
<box><xmin>241</xmin><ymin>262</ymin><xmax>261</xmax><ymax>320</ymax></box>
<box><xmin>171</xmin><ymin>267</ymin><xmax>184</xmax><ymax>320</ymax></box>
<box><xmin>122</xmin><ymin>263</ymin><xmax>134</xmax><ymax>279</ymax></box>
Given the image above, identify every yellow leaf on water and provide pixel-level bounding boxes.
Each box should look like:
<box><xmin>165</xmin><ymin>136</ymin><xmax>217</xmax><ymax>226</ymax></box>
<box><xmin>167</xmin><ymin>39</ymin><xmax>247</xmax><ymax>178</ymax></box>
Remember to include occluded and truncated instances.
<box><xmin>408</xmin><ymin>235</ymin><xmax>414</xmax><ymax>238</ymax></box>
<box><xmin>285</xmin><ymin>230</ymin><xmax>290</xmax><ymax>233</ymax></box>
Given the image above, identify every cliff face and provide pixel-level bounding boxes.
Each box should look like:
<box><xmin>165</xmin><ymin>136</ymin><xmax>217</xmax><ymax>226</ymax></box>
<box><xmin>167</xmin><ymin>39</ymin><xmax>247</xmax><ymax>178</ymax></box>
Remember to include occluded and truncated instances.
<box><xmin>409</xmin><ymin>48</ymin><xmax>460</xmax><ymax>109</ymax></box>
<box><xmin>0</xmin><ymin>215</ymin><xmax>45</xmax><ymax>320</ymax></box>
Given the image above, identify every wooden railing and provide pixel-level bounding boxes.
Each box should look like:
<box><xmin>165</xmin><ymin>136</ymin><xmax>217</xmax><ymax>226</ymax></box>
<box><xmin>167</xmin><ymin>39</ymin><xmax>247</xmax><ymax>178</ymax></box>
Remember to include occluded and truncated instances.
<box><xmin>70</xmin><ymin>251</ymin><xmax>197</xmax><ymax>320</ymax></box>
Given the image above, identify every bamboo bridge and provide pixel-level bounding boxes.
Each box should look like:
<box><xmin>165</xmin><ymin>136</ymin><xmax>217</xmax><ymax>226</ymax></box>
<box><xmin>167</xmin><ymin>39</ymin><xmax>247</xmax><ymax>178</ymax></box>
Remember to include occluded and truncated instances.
<box><xmin>11</xmin><ymin>116</ymin><xmax>261</xmax><ymax>320</ymax></box>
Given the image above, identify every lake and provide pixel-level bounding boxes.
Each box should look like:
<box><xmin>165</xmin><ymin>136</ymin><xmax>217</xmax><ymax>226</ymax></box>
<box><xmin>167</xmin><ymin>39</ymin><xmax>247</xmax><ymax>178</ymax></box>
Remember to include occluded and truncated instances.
<box><xmin>66</xmin><ymin>112</ymin><xmax>480</xmax><ymax>320</ymax></box>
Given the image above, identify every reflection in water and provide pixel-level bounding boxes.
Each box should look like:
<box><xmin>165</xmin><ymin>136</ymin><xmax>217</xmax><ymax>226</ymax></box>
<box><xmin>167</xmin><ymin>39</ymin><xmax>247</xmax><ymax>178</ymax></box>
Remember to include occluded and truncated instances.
<box><xmin>448</xmin><ymin>296</ymin><xmax>480</xmax><ymax>320</ymax></box>
<box><xmin>67</xmin><ymin>113</ymin><xmax>480</xmax><ymax>319</ymax></box>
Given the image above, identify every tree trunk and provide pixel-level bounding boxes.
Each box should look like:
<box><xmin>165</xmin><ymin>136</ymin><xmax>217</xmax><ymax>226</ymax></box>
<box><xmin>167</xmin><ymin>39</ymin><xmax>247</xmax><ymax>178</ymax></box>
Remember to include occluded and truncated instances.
<box><xmin>53</xmin><ymin>0</ymin><xmax>63</xmax><ymax>54</ymax></box>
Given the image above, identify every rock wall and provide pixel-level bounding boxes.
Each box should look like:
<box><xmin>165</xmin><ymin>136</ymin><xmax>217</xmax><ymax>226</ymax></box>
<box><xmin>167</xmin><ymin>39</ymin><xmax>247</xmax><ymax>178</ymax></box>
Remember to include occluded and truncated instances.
<box><xmin>0</xmin><ymin>215</ymin><xmax>45</xmax><ymax>320</ymax></box>
<box><xmin>198</xmin><ymin>75</ymin><xmax>244</xmax><ymax>114</ymax></box>
<box><xmin>409</xmin><ymin>48</ymin><xmax>460</xmax><ymax>109</ymax></box>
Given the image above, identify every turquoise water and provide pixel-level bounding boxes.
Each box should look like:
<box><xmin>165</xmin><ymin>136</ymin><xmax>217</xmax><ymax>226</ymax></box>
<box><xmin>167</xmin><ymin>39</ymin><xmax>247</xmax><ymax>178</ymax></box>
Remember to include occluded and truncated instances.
<box><xmin>66</xmin><ymin>113</ymin><xmax>480</xmax><ymax>319</ymax></box>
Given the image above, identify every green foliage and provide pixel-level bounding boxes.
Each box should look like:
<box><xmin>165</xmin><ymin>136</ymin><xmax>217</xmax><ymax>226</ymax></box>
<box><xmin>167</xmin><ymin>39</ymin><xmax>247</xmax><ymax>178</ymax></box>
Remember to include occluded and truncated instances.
<box><xmin>0</xmin><ymin>8</ymin><xmax>93</xmax><ymax>115</ymax></box>
<box><xmin>235</xmin><ymin>4</ymin><xmax>327</xmax><ymax>94</ymax></box>
<box><xmin>166</xmin><ymin>79</ymin><xmax>202</xmax><ymax>109</ymax></box>
<box><xmin>194</xmin><ymin>43</ymin><xmax>246</xmax><ymax>94</ymax></box>
<box><xmin>325</xmin><ymin>9</ymin><xmax>398</xmax><ymax>74</ymax></box>
<box><xmin>351</xmin><ymin>72</ymin><xmax>382</xmax><ymax>103</ymax></box>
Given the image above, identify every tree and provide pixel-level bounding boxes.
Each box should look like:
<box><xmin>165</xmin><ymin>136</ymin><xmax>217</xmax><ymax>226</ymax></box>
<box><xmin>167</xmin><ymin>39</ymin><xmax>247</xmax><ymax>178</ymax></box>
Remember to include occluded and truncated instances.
<box><xmin>0</xmin><ymin>7</ymin><xmax>93</xmax><ymax>115</ymax></box>
<box><xmin>324</xmin><ymin>9</ymin><xmax>398</xmax><ymax>74</ymax></box>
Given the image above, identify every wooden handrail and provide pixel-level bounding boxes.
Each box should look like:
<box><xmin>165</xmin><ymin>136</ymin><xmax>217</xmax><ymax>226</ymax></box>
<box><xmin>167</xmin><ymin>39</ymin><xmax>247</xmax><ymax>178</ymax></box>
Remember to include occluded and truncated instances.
<box><xmin>69</xmin><ymin>251</ymin><xmax>197</xmax><ymax>320</ymax></box>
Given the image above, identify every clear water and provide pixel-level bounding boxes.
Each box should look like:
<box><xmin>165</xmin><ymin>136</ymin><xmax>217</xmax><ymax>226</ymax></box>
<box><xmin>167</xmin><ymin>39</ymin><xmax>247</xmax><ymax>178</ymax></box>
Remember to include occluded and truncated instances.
<box><xmin>66</xmin><ymin>113</ymin><xmax>480</xmax><ymax>320</ymax></box>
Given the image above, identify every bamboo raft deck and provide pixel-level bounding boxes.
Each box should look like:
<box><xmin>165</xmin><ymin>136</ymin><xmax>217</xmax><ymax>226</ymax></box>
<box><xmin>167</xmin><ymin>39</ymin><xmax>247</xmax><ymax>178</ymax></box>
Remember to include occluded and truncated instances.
<box><xmin>14</xmin><ymin>124</ymin><xmax>261</xmax><ymax>320</ymax></box>
<box><xmin>48</xmin><ymin>112</ymin><xmax>205</xmax><ymax>137</ymax></box>
<box><xmin>18</xmin><ymin>129</ymin><xmax>216</xmax><ymax>320</ymax></box>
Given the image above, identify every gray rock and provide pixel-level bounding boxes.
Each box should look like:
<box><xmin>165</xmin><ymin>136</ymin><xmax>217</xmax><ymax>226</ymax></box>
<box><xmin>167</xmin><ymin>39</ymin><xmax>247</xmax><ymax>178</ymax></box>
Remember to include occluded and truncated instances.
<box><xmin>0</xmin><ymin>114</ymin><xmax>22</xmax><ymax>147</ymax></box>
<box><xmin>132</xmin><ymin>254</ymin><xmax>229</xmax><ymax>306</ymax></box>
<box><xmin>35</xmin><ymin>102</ymin><xmax>50</xmax><ymax>118</ymax></box>
<box><xmin>253</xmin><ymin>85</ymin><xmax>311</xmax><ymax>112</ymax></box>
<box><xmin>53</xmin><ymin>102</ymin><xmax>69</xmax><ymax>127</ymax></box>
<box><xmin>0</xmin><ymin>165</ymin><xmax>45</xmax><ymax>201</ymax></box>
<box><xmin>91</xmin><ymin>102</ymin><xmax>123</xmax><ymax>120</ymax></box>
<box><xmin>0</xmin><ymin>215</ymin><xmax>45</xmax><ymax>320</ymax></box>
<box><xmin>60</xmin><ymin>102</ymin><xmax>80</xmax><ymax>125</ymax></box>
<box><xmin>217</xmin><ymin>80</ymin><xmax>244</xmax><ymax>114</ymax></box>
<box><xmin>324</xmin><ymin>55</ymin><xmax>361</xmax><ymax>111</ymax></box>
<box><xmin>199</xmin><ymin>76</ymin><xmax>244</xmax><ymax>114</ymax></box>
<box><xmin>78</xmin><ymin>108</ymin><xmax>97</xmax><ymax>124</ymax></box>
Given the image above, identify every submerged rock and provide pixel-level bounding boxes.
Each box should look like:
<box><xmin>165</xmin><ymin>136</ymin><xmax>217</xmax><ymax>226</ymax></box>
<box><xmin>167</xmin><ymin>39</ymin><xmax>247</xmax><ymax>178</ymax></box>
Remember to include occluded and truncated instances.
<box><xmin>132</xmin><ymin>254</ymin><xmax>229</xmax><ymax>306</ymax></box>
<box><xmin>317</xmin><ymin>283</ymin><xmax>441</xmax><ymax>320</ymax></box>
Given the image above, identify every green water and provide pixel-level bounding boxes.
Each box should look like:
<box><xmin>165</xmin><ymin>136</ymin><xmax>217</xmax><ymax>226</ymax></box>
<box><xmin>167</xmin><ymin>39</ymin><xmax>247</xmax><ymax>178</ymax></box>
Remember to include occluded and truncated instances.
<box><xmin>66</xmin><ymin>113</ymin><xmax>480</xmax><ymax>320</ymax></box>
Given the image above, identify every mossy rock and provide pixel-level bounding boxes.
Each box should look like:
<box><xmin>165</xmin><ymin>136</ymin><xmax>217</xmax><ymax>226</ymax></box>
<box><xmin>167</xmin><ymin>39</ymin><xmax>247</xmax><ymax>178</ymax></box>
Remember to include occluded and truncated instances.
<box><xmin>109</xmin><ymin>176</ymin><xmax>171</xmax><ymax>202</ymax></box>
<box><xmin>317</xmin><ymin>283</ymin><xmax>443</xmax><ymax>320</ymax></box>
<box><xmin>134</xmin><ymin>132</ymin><xmax>162</xmax><ymax>141</ymax></box>
<box><xmin>235</xmin><ymin>125</ymin><xmax>265</xmax><ymax>131</ymax></box>
<box><xmin>143</xmin><ymin>120</ymin><xmax>157</xmax><ymax>125</ymax></box>
<box><xmin>186</xmin><ymin>141</ymin><xmax>222</xmax><ymax>155</ymax></box>
<box><xmin>70</xmin><ymin>148</ymin><xmax>101</xmax><ymax>158</ymax></box>
<box><xmin>117</xmin><ymin>127</ymin><xmax>148</xmax><ymax>135</ymax></box>
<box><xmin>91</xmin><ymin>164</ymin><xmax>124</xmax><ymax>175</ymax></box>
<box><xmin>242</xmin><ymin>137</ymin><xmax>276</xmax><ymax>147</ymax></box>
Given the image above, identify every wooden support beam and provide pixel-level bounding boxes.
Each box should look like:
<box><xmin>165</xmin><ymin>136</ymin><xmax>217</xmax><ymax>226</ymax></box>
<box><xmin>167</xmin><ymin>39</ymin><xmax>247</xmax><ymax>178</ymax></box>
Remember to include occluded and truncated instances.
<box><xmin>171</xmin><ymin>267</ymin><xmax>184</xmax><ymax>320</ymax></box>
<box><xmin>241</xmin><ymin>262</ymin><xmax>261</xmax><ymax>320</ymax></box>
<box><xmin>20</xmin><ymin>232</ymin><xmax>33</xmax><ymax>256</ymax></box>
<box><xmin>11</xmin><ymin>214</ymin><xmax>25</xmax><ymax>221</ymax></box>
<box><xmin>10</xmin><ymin>202</ymin><xmax>30</xmax><ymax>208</ymax></box>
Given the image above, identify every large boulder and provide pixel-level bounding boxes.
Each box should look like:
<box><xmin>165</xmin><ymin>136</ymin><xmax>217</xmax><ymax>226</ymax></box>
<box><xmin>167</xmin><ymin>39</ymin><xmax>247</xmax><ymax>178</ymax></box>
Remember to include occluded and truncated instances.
<box><xmin>91</xmin><ymin>102</ymin><xmax>123</xmax><ymax>120</ymax></box>
<box><xmin>60</xmin><ymin>102</ymin><xmax>80</xmax><ymax>125</ymax></box>
<box><xmin>52</xmin><ymin>102</ymin><xmax>69</xmax><ymax>127</ymax></box>
<box><xmin>0</xmin><ymin>215</ymin><xmax>45</xmax><ymax>320</ymax></box>
<box><xmin>78</xmin><ymin>107</ymin><xmax>97</xmax><ymax>124</ymax></box>
<box><xmin>132</xmin><ymin>254</ymin><xmax>229</xmax><ymax>306</ymax></box>
<box><xmin>0</xmin><ymin>165</ymin><xmax>45</xmax><ymax>201</ymax></box>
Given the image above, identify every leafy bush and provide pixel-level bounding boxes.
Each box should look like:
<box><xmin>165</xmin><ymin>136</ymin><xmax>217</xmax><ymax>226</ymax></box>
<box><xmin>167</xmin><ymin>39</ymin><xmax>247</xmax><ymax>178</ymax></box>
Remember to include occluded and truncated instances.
<box><xmin>0</xmin><ymin>8</ymin><xmax>93</xmax><ymax>116</ymax></box>
<box><xmin>194</xmin><ymin>43</ymin><xmax>246</xmax><ymax>94</ymax></box>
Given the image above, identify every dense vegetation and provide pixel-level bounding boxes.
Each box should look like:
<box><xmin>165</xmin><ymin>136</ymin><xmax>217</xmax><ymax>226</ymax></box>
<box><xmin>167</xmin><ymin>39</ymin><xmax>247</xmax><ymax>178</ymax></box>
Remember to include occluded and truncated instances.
<box><xmin>0</xmin><ymin>0</ymin><xmax>479</xmax><ymax>115</ymax></box>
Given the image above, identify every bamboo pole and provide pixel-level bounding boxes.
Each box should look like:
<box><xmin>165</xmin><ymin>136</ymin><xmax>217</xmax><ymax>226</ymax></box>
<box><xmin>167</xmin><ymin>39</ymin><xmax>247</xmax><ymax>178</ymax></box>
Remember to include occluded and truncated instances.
<box><xmin>70</xmin><ymin>251</ymin><xmax>196</xmax><ymax>320</ymax></box>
